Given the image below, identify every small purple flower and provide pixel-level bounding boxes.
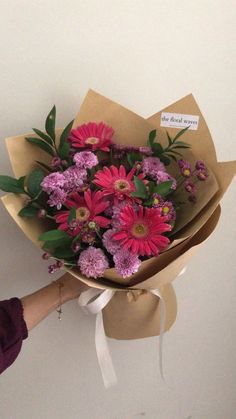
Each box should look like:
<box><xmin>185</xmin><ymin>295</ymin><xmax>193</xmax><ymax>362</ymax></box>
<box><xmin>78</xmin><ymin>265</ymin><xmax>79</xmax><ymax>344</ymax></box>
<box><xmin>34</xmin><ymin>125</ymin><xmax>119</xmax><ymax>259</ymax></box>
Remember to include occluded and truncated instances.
<box><xmin>82</xmin><ymin>232</ymin><xmax>96</xmax><ymax>244</ymax></box>
<box><xmin>71</xmin><ymin>241</ymin><xmax>81</xmax><ymax>253</ymax></box>
<box><xmin>184</xmin><ymin>180</ymin><xmax>197</xmax><ymax>194</ymax></box>
<box><xmin>195</xmin><ymin>160</ymin><xmax>206</xmax><ymax>170</ymax></box>
<box><xmin>102</xmin><ymin>229</ymin><xmax>121</xmax><ymax>255</ymax></box>
<box><xmin>161</xmin><ymin>201</ymin><xmax>176</xmax><ymax>223</ymax></box>
<box><xmin>155</xmin><ymin>171</ymin><xmax>177</xmax><ymax>190</ymax></box>
<box><xmin>56</xmin><ymin>260</ymin><xmax>64</xmax><ymax>268</ymax></box>
<box><xmin>42</xmin><ymin>252</ymin><xmax>50</xmax><ymax>260</ymax></box>
<box><xmin>188</xmin><ymin>194</ymin><xmax>197</xmax><ymax>203</ymax></box>
<box><xmin>78</xmin><ymin>247</ymin><xmax>109</xmax><ymax>279</ymax></box>
<box><xmin>73</xmin><ymin>151</ymin><xmax>98</xmax><ymax>170</ymax></box>
<box><xmin>196</xmin><ymin>169</ymin><xmax>208</xmax><ymax>181</ymax></box>
<box><xmin>113</xmin><ymin>249</ymin><xmax>141</xmax><ymax>278</ymax></box>
<box><xmin>48</xmin><ymin>264</ymin><xmax>58</xmax><ymax>274</ymax></box>
<box><xmin>51</xmin><ymin>157</ymin><xmax>62</xmax><ymax>169</ymax></box>
<box><xmin>138</xmin><ymin>146</ymin><xmax>153</xmax><ymax>156</ymax></box>
<box><xmin>178</xmin><ymin>159</ymin><xmax>192</xmax><ymax>177</ymax></box>
<box><xmin>41</xmin><ymin>172</ymin><xmax>65</xmax><ymax>194</ymax></box>
<box><xmin>47</xmin><ymin>188</ymin><xmax>67</xmax><ymax>210</ymax></box>
<box><xmin>37</xmin><ymin>209</ymin><xmax>47</xmax><ymax>219</ymax></box>
<box><xmin>63</xmin><ymin>167</ymin><xmax>87</xmax><ymax>192</ymax></box>
<box><xmin>152</xmin><ymin>194</ymin><xmax>164</xmax><ymax>208</ymax></box>
<box><xmin>142</xmin><ymin>157</ymin><xmax>166</xmax><ymax>180</ymax></box>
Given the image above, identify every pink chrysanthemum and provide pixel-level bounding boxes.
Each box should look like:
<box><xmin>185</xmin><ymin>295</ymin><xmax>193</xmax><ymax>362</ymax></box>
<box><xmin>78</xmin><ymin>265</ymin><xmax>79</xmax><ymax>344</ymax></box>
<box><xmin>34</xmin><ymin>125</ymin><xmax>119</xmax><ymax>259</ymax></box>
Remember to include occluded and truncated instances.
<box><xmin>112</xmin><ymin>205</ymin><xmax>171</xmax><ymax>256</ymax></box>
<box><xmin>73</xmin><ymin>151</ymin><xmax>98</xmax><ymax>170</ymax></box>
<box><xmin>68</xmin><ymin>122</ymin><xmax>114</xmax><ymax>152</ymax></box>
<box><xmin>93</xmin><ymin>165</ymin><xmax>146</xmax><ymax>204</ymax></box>
<box><xmin>141</xmin><ymin>157</ymin><xmax>166</xmax><ymax>179</ymax></box>
<box><xmin>102</xmin><ymin>229</ymin><xmax>121</xmax><ymax>255</ymax></box>
<box><xmin>63</xmin><ymin>167</ymin><xmax>87</xmax><ymax>193</ymax></box>
<box><xmin>41</xmin><ymin>172</ymin><xmax>65</xmax><ymax>193</ymax></box>
<box><xmin>78</xmin><ymin>247</ymin><xmax>109</xmax><ymax>278</ymax></box>
<box><xmin>113</xmin><ymin>249</ymin><xmax>141</xmax><ymax>278</ymax></box>
<box><xmin>55</xmin><ymin>189</ymin><xmax>110</xmax><ymax>237</ymax></box>
<box><xmin>47</xmin><ymin>188</ymin><xmax>67</xmax><ymax>210</ymax></box>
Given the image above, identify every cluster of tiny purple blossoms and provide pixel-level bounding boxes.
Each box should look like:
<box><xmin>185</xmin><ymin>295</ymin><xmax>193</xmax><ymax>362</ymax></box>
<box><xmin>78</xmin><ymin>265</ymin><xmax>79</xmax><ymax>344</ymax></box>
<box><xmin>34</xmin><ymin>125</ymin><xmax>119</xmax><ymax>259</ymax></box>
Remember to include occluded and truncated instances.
<box><xmin>178</xmin><ymin>159</ymin><xmax>208</xmax><ymax>203</ymax></box>
<box><xmin>40</xmin><ymin>151</ymin><xmax>98</xmax><ymax>210</ymax></box>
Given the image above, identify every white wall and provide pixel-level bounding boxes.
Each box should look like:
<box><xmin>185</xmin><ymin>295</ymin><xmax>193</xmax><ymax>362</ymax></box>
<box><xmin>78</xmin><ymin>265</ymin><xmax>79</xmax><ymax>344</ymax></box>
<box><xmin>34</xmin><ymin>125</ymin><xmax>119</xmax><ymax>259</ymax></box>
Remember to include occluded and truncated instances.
<box><xmin>0</xmin><ymin>1</ymin><xmax>235</xmax><ymax>418</ymax></box>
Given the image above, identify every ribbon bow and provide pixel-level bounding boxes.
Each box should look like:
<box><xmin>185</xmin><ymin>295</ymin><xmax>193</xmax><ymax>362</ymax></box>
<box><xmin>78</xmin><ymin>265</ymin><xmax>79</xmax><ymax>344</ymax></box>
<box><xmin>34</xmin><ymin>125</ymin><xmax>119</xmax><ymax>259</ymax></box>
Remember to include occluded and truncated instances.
<box><xmin>78</xmin><ymin>287</ymin><xmax>166</xmax><ymax>388</ymax></box>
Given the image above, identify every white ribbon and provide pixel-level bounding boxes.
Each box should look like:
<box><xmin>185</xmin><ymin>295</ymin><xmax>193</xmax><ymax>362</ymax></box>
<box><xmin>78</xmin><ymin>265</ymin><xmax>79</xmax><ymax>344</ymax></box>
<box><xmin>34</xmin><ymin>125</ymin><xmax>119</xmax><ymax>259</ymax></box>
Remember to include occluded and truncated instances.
<box><xmin>78</xmin><ymin>287</ymin><xmax>165</xmax><ymax>388</ymax></box>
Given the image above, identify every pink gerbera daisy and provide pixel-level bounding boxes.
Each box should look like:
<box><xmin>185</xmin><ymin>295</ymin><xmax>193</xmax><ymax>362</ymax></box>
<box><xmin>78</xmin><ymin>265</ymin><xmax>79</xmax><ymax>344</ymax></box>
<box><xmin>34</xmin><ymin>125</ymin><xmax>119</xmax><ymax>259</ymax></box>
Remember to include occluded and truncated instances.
<box><xmin>68</xmin><ymin>122</ymin><xmax>114</xmax><ymax>152</ymax></box>
<box><xmin>93</xmin><ymin>165</ymin><xmax>146</xmax><ymax>204</ymax></box>
<box><xmin>112</xmin><ymin>205</ymin><xmax>171</xmax><ymax>256</ymax></box>
<box><xmin>55</xmin><ymin>189</ymin><xmax>110</xmax><ymax>237</ymax></box>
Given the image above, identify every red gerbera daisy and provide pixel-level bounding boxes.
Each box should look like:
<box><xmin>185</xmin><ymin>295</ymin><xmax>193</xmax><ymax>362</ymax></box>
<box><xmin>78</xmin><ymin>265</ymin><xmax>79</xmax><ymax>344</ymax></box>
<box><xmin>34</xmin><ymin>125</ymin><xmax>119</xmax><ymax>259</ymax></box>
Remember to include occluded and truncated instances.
<box><xmin>93</xmin><ymin>165</ymin><xmax>146</xmax><ymax>204</ymax></box>
<box><xmin>55</xmin><ymin>189</ymin><xmax>110</xmax><ymax>237</ymax></box>
<box><xmin>68</xmin><ymin>122</ymin><xmax>114</xmax><ymax>152</ymax></box>
<box><xmin>112</xmin><ymin>205</ymin><xmax>171</xmax><ymax>256</ymax></box>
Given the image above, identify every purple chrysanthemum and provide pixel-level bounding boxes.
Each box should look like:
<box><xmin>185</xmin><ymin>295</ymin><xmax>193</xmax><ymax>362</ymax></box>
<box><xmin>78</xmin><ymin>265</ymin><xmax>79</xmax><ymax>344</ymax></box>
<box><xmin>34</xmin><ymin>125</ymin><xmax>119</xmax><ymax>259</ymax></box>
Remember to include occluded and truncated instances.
<box><xmin>155</xmin><ymin>171</ymin><xmax>177</xmax><ymax>190</ymax></box>
<box><xmin>41</xmin><ymin>172</ymin><xmax>65</xmax><ymax>193</ymax></box>
<box><xmin>102</xmin><ymin>229</ymin><xmax>121</xmax><ymax>255</ymax></box>
<box><xmin>141</xmin><ymin>157</ymin><xmax>166</xmax><ymax>180</ymax></box>
<box><xmin>195</xmin><ymin>160</ymin><xmax>206</xmax><ymax>170</ymax></box>
<box><xmin>73</xmin><ymin>151</ymin><xmax>98</xmax><ymax>170</ymax></box>
<box><xmin>47</xmin><ymin>188</ymin><xmax>67</xmax><ymax>210</ymax></box>
<box><xmin>63</xmin><ymin>167</ymin><xmax>87</xmax><ymax>192</ymax></box>
<box><xmin>178</xmin><ymin>159</ymin><xmax>192</xmax><ymax>177</ymax></box>
<box><xmin>113</xmin><ymin>249</ymin><xmax>141</xmax><ymax>278</ymax></box>
<box><xmin>138</xmin><ymin>146</ymin><xmax>153</xmax><ymax>156</ymax></box>
<box><xmin>77</xmin><ymin>247</ymin><xmax>109</xmax><ymax>279</ymax></box>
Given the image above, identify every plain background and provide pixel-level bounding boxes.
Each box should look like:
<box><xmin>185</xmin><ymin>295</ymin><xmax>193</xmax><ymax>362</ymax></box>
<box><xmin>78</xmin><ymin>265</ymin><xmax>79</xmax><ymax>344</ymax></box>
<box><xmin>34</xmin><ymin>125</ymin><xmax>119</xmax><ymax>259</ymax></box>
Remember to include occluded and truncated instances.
<box><xmin>0</xmin><ymin>1</ymin><xmax>235</xmax><ymax>418</ymax></box>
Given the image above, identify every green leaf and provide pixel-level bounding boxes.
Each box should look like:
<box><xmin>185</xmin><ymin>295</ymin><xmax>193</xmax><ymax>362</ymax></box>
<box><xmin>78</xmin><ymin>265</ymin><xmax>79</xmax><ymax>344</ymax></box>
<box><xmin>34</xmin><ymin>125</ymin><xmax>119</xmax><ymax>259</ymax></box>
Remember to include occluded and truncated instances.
<box><xmin>18</xmin><ymin>205</ymin><xmax>39</xmax><ymax>217</ymax></box>
<box><xmin>38</xmin><ymin>229</ymin><xmax>70</xmax><ymax>242</ymax></box>
<box><xmin>32</xmin><ymin>128</ymin><xmax>54</xmax><ymax>145</ymax></box>
<box><xmin>166</xmin><ymin>150</ymin><xmax>183</xmax><ymax>156</ymax></box>
<box><xmin>25</xmin><ymin>137</ymin><xmax>55</xmax><ymax>156</ymax></box>
<box><xmin>27</xmin><ymin>169</ymin><xmax>45</xmax><ymax>197</ymax></box>
<box><xmin>147</xmin><ymin>129</ymin><xmax>156</xmax><ymax>147</ymax></box>
<box><xmin>17</xmin><ymin>176</ymin><xmax>26</xmax><ymax>190</ymax></box>
<box><xmin>60</xmin><ymin>119</ymin><xmax>74</xmax><ymax>146</ymax></box>
<box><xmin>45</xmin><ymin>105</ymin><xmax>56</xmax><ymax>141</ymax></box>
<box><xmin>68</xmin><ymin>207</ymin><xmax>76</xmax><ymax>225</ymax></box>
<box><xmin>152</xmin><ymin>143</ymin><xmax>163</xmax><ymax>156</ymax></box>
<box><xmin>166</xmin><ymin>131</ymin><xmax>172</xmax><ymax>147</ymax></box>
<box><xmin>130</xmin><ymin>176</ymin><xmax>148</xmax><ymax>199</ymax></box>
<box><xmin>51</xmin><ymin>246</ymin><xmax>75</xmax><ymax>259</ymax></box>
<box><xmin>166</xmin><ymin>154</ymin><xmax>177</xmax><ymax>162</ymax></box>
<box><xmin>159</xmin><ymin>155</ymin><xmax>171</xmax><ymax>165</ymax></box>
<box><xmin>173</xmin><ymin>126</ymin><xmax>190</xmax><ymax>142</ymax></box>
<box><xmin>174</xmin><ymin>140</ymin><xmax>191</xmax><ymax>147</ymax></box>
<box><xmin>171</xmin><ymin>145</ymin><xmax>191</xmax><ymax>149</ymax></box>
<box><xmin>153</xmin><ymin>180</ymin><xmax>173</xmax><ymax>197</ymax></box>
<box><xmin>127</xmin><ymin>152</ymin><xmax>142</xmax><ymax>167</ymax></box>
<box><xmin>35</xmin><ymin>160</ymin><xmax>53</xmax><ymax>173</ymax></box>
<box><xmin>58</xmin><ymin>141</ymin><xmax>70</xmax><ymax>159</ymax></box>
<box><xmin>0</xmin><ymin>175</ymin><xmax>25</xmax><ymax>193</ymax></box>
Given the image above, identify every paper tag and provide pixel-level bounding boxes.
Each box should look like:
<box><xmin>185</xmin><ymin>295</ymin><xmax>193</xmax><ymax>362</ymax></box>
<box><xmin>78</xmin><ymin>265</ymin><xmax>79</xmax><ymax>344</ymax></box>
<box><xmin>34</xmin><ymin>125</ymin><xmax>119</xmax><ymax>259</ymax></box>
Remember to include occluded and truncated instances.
<box><xmin>160</xmin><ymin>112</ymin><xmax>199</xmax><ymax>130</ymax></box>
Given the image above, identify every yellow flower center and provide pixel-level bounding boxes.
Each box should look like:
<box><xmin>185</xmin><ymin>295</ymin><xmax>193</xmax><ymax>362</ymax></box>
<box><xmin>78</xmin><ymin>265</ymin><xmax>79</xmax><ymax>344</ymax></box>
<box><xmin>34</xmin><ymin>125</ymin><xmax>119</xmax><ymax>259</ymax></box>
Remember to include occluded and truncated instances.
<box><xmin>183</xmin><ymin>169</ymin><xmax>191</xmax><ymax>176</ymax></box>
<box><xmin>162</xmin><ymin>206</ymin><xmax>170</xmax><ymax>214</ymax></box>
<box><xmin>153</xmin><ymin>198</ymin><xmax>160</xmax><ymax>205</ymax></box>
<box><xmin>132</xmin><ymin>223</ymin><xmax>149</xmax><ymax>238</ymax></box>
<box><xmin>76</xmin><ymin>207</ymin><xmax>90</xmax><ymax>222</ymax></box>
<box><xmin>85</xmin><ymin>137</ymin><xmax>100</xmax><ymax>145</ymax></box>
<box><xmin>114</xmin><ymin>179</ymin><xmax>130</xmax><ymax>192</ymax></box>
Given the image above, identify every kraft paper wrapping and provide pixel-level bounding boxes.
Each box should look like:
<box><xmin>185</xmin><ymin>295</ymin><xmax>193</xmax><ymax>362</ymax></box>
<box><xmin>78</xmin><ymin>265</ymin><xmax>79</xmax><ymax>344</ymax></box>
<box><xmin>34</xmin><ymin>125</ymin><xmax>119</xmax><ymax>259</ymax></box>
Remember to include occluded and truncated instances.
<box><xmin>1</xmin><ymin>91</ymin><xmax>235</xmax><ymax>340</ymax></box>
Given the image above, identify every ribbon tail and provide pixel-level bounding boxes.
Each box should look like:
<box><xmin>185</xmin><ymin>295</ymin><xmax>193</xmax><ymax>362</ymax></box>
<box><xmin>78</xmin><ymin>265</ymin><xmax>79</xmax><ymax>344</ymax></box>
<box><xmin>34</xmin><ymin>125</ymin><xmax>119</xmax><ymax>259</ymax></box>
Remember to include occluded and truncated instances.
<box><xmin>95</xmin><ymin>311</ymin><xmax>117</xmax><ymax>388</ymax></box>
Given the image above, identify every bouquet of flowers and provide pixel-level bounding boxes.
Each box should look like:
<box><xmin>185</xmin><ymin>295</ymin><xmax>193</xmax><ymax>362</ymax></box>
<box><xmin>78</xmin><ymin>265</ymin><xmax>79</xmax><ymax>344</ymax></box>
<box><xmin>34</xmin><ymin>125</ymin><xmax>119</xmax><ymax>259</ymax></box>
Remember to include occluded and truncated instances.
<box><xmin>0</xmin><ymin>91</ymin><xmax>235</xmax><ymax>381</ymax></box>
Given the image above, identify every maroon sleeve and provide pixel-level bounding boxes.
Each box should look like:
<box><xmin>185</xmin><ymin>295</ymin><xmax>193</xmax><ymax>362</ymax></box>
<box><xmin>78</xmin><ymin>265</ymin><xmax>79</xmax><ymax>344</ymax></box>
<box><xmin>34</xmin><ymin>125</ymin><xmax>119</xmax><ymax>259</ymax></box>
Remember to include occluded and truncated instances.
<box><xmin>0</xmin><ymin>298</ymin><xmax>28</xmax><ymax>374</ymax></box>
